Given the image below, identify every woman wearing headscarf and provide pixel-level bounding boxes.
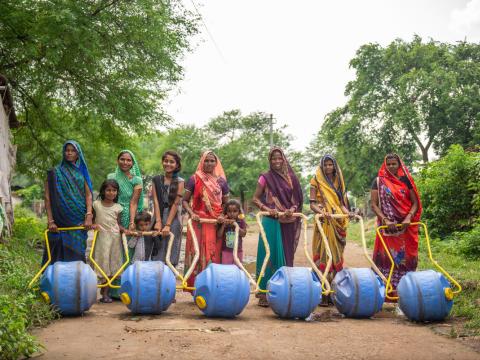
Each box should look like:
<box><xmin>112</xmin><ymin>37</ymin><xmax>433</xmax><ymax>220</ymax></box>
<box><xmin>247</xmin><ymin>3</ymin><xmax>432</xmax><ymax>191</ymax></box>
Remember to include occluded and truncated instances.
<box><xmin>107</xmin><ymin>150</ymin><xmax>144</xmax><ymax>297</ymax></box>
<box><xmin>309</xmin><ymin>155</ymin><xmax>350</xmax><ymax>305</ymax></box>
<box><xmin>370</xmin><ymin>153</ymin><xmax>422</xmax><ymax>297</ymax></box>
<box><xmin>44</xmin><ymin>140</ymin><xmax>93</xmax><ymax>264</ymax></box>
<box><xmin>183</xmin><ymin>151</ymin><xmax>229</xmax><ymax>289</ymax></box>
<box><xmin>252</xmin><ymin>147</ymin><xmax>303</xmax><ymax>306</ymax></box>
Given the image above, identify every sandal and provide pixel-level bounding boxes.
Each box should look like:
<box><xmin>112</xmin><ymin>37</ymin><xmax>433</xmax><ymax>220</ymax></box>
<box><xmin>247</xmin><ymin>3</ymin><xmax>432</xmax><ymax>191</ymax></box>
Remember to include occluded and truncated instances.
<box><xmin>258</xmin><ymin>297</ymin><xmax>269</xmax><ymax>307</ymax></box>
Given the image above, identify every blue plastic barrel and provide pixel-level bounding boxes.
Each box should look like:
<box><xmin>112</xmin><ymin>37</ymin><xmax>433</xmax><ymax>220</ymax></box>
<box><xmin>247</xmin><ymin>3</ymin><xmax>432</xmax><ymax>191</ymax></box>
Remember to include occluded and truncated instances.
<box><xmin>39</xmin><ymin>261</ymin><xmax>97</xmax><ymax>316</ymax></box>
<box><xmin>332</xmin><ymin>268</ymin><xmax>385</xmax><ymax>318</ymax></box>
<box><xmin>267</xmin><ymin>266</ymin><xmax>322</xmax><ymax>319</ymax></box>
<box><xmin>397</xmin><ymin>270</ymin><xmax>453</xmax><ymax>322</ymax></box>
<box><xmin>120</xmin><ymin>261</ymin><xmax>176</xmax><ymax>314</ymax></box>
<box><xmin>194</xmin><ymin>263</ymin><xmax>250</xmax><ymax>318</ymax></box>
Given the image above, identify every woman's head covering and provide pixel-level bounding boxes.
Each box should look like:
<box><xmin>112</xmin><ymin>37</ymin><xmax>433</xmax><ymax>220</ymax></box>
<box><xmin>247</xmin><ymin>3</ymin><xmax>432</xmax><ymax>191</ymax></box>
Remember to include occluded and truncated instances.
<box><xmin>112</xmin><ymin>149</ymin><xmax>144</xmax><ymax>212</ymax></box>
<box><xmin>315</xmin><ymin>154</ymin><xmax>348</xmax><ymax>207</ymax></box>
<box><xmin>377</xmin><ymin>153</ymin><xmax>422</xmax><ymax>221</ymax></box>
<box><xmin>268</xmin><ymin>147</ymin><xmax>293</xmax><ymax>188</ymax></box>
<box><xmin>115</xmin><ymin>149</ymin><xmax>142</xmax><ymax>178</ymax></box>
<box><xmin>62</xmin><ymin>140</ymin><xmax>92</xmax><ymax>192</ymax></box>
<box><xmin>263</xmin><ymin>147</ymin><xmax>303</xmax><ymax>210</ymax></box>
<box><xmin>196</xmin><ymin>150</ymin><xmax>226</xmax><ymax>179</ymax></box>
<box><xmin>194</xmin><ymin>150</ymin><xmax>226</xmax><ymax>215</ymax></box>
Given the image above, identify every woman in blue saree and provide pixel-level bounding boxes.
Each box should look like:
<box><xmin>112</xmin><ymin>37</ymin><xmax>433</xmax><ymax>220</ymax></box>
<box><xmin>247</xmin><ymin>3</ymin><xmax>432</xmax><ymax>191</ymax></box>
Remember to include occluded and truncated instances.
<box><xmin>43</xmin><ymin>140</ymin><xmax>93</xmax><ymax>264</ymax></box>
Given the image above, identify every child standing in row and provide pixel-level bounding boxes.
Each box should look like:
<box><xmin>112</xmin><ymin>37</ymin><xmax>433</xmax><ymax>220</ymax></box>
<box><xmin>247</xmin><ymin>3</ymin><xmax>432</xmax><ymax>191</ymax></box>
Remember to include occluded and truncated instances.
<box><xmin>217</xmin><ymin>199</ymin><xmax>247</xmax><ymax>264</ymax></box>
<box><xmin>92</xmin><ymin>179</ymin><xmax>124</xmax><ymax>303</ymax></box>
<box><xmin>127</xmin><ymin>211</ymin><xmax>153</xmax><ymax>262</ymax></box>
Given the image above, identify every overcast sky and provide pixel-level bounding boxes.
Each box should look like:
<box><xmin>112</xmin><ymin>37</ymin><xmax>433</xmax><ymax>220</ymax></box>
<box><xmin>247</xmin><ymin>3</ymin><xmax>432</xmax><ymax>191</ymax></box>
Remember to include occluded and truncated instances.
<box><xmin>165</xmin><ymin>0</ymin><xmax>480</xmax><ymax>151</ymax></box>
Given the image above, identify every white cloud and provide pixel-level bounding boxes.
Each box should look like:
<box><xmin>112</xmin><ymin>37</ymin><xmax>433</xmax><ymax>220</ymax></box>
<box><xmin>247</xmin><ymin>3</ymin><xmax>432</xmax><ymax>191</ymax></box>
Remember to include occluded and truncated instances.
<box><xmin>450</xmin><ymin>0</ymin><xmax>480</xmax><ymax>41</ymax></box>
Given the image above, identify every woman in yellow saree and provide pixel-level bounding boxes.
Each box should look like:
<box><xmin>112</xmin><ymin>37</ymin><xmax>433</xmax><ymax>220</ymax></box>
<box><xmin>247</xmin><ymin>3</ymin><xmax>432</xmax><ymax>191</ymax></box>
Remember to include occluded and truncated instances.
<box><xmin>309</xmin><ymin>155</ymin><xmax>351</xmax><ymax>296</ymax></box>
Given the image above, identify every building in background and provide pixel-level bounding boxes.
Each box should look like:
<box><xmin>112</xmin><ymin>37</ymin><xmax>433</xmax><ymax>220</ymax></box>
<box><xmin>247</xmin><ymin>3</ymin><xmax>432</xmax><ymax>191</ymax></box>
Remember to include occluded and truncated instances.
<box><xmin>0</xmin><ymin>74</ymin><xmax>18</xmax><ymax>238</ymax></box>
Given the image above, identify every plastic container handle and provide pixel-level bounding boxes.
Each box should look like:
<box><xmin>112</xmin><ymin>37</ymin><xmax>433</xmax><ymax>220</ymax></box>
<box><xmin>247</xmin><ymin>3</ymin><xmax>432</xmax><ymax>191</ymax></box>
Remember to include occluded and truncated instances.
<box><xmin>376</xmin><ymin>222</ymin><xmax>461</xmax><ymax>301</ymax></box>
<box><xmin>29</xmin><ymin>226</ymin><xmax>92</xmax><ymax>288</ymax></box>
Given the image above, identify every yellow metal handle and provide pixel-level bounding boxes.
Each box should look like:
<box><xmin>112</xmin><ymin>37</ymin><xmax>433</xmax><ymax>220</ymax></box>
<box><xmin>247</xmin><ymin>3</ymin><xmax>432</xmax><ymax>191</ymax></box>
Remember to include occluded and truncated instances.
<box><xmin>230</xmin><ymin>221</ymin><xmax>258</xmax><ymax>290</ymax></box>
<box><xmin>88</xmin><ymin>229</ymin><xmax>112</xmax><ymax>288</ymax></box>
<box><xmin>312</xmin><ymin>214</ymin><xmax>333</xmax><ymax>294</ymax></box>
<box><xmin>255</xmin><ymin>211</ymin><xmax>273</xmax><ymax>293</ymax></box>
<box><xmin>107</xmin><ymin>233</ymin><xmax>130</xmax><ymax>289</ymax></box>
<box><xmin>29</xmin><ymin>226</ymin><xmax>89</xmax><ymax>288</ymax></box>
<box><xmin>376</xmin><ymin>222</ymin><xmax>461</xmax><ymax>301</ymax></box>
<box><xmin>255</xmin><ymin>212</ymin><xmax>306</xmax><ymax>293</ymax></box>
<box><xmin>179</xmin><ymin>218</ymin><xmax>201</xmax><ymax>291</ymax></box>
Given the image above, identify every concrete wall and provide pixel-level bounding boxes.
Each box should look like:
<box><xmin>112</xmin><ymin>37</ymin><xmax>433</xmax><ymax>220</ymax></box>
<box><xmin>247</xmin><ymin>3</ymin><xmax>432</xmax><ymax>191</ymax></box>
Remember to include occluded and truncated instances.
<box><xmin>0</xmin><ymin>98</ymin><xmax>16</xmax><ymax>234</ymax></box>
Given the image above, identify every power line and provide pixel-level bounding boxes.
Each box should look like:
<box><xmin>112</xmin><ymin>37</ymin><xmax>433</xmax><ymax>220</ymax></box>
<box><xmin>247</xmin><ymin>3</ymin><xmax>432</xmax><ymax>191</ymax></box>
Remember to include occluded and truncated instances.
<box><xmin>189</xmin><ymin>0</ymin><xmax>227</xmax><ymax>63</ymax></box>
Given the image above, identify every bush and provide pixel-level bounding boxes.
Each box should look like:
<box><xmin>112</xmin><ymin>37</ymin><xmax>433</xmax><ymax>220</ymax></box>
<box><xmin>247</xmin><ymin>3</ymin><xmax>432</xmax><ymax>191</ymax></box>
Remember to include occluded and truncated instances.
<box><xmin>453</xmin><ymin>223</ymin><xmax>480</xmax><ymax>259</ymax></box>
<box><xmin>0</xmin><ymin>207</ymin><xmax>55</xmax><ymax>359</ymax></box>
<box><xmin>12</xmin><ymin>205</ymin><xmax>46</xmax><ymax>246</ymax></box>
<box><xmin>0</xmin><ymin>295</ymin><xmax>40</xmax><ymax>359</ymax></box>
<box><xmin>15</xmin><ymin>184</ymin><xmax>43</xmax><ymax>208</ymax></box>
<box><xmin>416</xmin><ymin>145</ymin><xmax>480</xmax><ymax>237</ymax></box>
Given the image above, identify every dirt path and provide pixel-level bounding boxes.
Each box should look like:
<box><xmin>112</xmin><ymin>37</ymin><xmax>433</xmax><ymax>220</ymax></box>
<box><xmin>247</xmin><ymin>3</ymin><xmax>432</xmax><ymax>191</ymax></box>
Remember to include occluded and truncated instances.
<box><xmin>35</xmin><ymin>225</ymin><xmax>480</xmax><ymax>360</ymax></box>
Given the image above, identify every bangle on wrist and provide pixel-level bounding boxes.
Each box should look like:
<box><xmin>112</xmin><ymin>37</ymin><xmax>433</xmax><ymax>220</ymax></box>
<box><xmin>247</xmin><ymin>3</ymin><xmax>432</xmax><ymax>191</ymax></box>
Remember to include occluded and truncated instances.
<box><xmin>165</xmin><ymin>223</ymin><xmax>171</xmax><ymax>227</ymax></box>
<box><xmin>48</xmin><ymin>220</ymin><xmax>55</xmax><ymax>224</ymax></box>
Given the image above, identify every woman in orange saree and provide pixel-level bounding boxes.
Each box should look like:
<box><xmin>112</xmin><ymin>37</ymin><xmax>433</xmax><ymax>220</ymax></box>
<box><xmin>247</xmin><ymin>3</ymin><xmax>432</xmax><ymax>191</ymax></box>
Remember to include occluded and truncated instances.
<box><xmin>182</xmin><ymin>151</ymin><xmax>229</xmax><ymax>289</ymax></box>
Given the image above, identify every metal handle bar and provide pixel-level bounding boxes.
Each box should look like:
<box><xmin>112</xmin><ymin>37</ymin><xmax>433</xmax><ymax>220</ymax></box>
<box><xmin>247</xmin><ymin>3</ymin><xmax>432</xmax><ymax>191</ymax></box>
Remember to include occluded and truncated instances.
<box><xmin>376</xmin><ymin>222</ymin><xmax>461</xmax><ymax>301</ymax></box>
<box><xmin>29</xmin><ymin>226</ymin><xmax>98</xmax><ymax>288</ymax></box>
<box><xmin>89</xmin><ymin>231</ymin><xmax>130</xmax><ymax>289</ymax></box>
<box><xmin>312</xmin><ymin>214</ymin><xmax>334</xmax><ymax>294</ymax></box>
<box><xmin>168</xmin><ymin>218</ymin><xmax>200</xmax><ymax>291</ymax></box>
<box><xmin>317</xmin><ymin>213</ymin><xmax>390</xmax><ymax>286</ymax></box>
<box><xmin>256</xmin><ymin>212</ymin><xmax>308</xmax><ymax>293</ymax></box>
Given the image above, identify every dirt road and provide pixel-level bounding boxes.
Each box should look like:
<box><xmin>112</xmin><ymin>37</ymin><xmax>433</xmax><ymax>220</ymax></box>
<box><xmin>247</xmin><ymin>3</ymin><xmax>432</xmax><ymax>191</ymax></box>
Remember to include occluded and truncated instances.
<box><xmin>35</xmin><ymin>225</ymin><xmax>480</xmax><ymax>359</ymax></box>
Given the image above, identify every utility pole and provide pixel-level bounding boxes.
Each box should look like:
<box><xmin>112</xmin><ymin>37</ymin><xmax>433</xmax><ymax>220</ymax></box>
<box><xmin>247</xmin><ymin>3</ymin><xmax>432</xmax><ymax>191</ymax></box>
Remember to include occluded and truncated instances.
<box><xmin>269</xmin><ymin>113</ymin><xmax>274</xmax><ymax>148</ymax></box>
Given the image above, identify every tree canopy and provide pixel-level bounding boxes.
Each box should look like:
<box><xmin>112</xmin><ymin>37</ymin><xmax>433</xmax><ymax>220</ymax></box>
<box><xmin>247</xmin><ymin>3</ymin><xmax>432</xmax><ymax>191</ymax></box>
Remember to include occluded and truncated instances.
<box><xmin>1</xmin><ymin>0</ymin><xmax>198</xmax><ymax>180</ymax></box>
<box><xmin>309</xmin><ymin>36</ymin><xmax>480</xmax><ymax>196</ymax></box>
<box><xmin>133</xmin><ymin>110</ymin><xmax>303</xmax><ymax>205</ymax></box>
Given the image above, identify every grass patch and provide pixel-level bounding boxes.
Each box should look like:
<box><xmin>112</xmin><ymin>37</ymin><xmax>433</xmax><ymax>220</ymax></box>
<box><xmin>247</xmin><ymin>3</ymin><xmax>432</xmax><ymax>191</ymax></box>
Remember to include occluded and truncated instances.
<box><xmin>0</xmin><ymin>206</ymin><xmax>57</xmax><ymax>359</ymax></box>
<box><xmin>348</xmin><ymin>218</ymin><xmax>480</xmax><ymax>335</ymax></box>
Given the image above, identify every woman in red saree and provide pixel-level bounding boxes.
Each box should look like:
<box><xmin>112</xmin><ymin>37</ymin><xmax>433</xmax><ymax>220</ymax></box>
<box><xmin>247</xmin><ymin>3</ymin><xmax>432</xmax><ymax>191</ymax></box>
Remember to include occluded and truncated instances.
<box><xmin>371</xmin><ymin>154</ymin><xmax>422</xmax><ymax>297</ymax></box>
<box><xmin>183</xmin><ymin>151</ymin><xmax>229</xmax><ymax>289</ymax></box>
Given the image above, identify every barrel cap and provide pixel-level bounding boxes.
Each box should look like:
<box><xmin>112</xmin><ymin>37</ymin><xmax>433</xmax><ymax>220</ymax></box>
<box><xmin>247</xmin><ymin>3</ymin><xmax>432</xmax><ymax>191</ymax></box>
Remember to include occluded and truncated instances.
<box><xmin>444</xmin><ymin>287</ymin><xmax>454</xmax><ymax>301</ymax></box>
<box><xmin>41</xmin><ymin>291</ymin><xmax>50</xmax><ymax>303</ymax></box>
<box><xmin>195</xmin><ymin>296</ymin><xmax>207</xmax><ymax>309</ymax></box>
<box><xmin>120</xmin><ymin>292</ymin><xmax>131</xmax><ymax>305</ymax></box>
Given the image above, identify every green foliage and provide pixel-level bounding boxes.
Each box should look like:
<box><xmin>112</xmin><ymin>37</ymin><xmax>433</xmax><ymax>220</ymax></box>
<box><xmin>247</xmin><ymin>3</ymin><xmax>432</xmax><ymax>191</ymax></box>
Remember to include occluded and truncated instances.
<box><xmin>0</xmin><ymin>295</ymin><xmax>39</xmax><ymax>360</ymax></box>
<box><xmin>134</xmin><ymin>110</ymin><xmax>302</xmax><ymax>202</ymax></box>
<box><xmin>0</xmin><ymin>207</ymin><xmax>56</xmax><ymax>359</ymax></box>
<box><xmin>12</xmin><ymin>206</ymin><xmax>46</xmax><ymax>244</ymax></box>
<box><xmin>450</xmin><ymin>223</ymin><xmax>480</xmax><ymax>259</ymax></box>
<box><xmin>206</xmin><ymin>110</ymin><xmax>299</xmax><ymax>201</ymax></box>
<box><xmin>15</xmin><ymin>184</ymin><xmax>43</xmax><ymax>207</ymax></box>
<box><xmin>309</xmin><ymin>36</ymin><xmax>480</xmax><ymax>195</ymax></box>
<box><xmin>416</xmin><ymin>145</ymin><xmax>480</xmax><ymax>238</ymax></box>
<box><xmin>417</xmin><ymin>237</ymin><xmax>480</xmax><ymax>334</ymax></box>
<box><xmin>135</xmin><ymin>125</ymin><xmax>215</xmax><ymax>180</ymax></box>
<box><xmin>348</xmin><ymin>220</ymin><xmax>480</xmax><ymax>335</ymax></box>
<box><xmin>1</xmin><ymin>0</ymin><xmax>198</xmax><ymax>183</ymax></box>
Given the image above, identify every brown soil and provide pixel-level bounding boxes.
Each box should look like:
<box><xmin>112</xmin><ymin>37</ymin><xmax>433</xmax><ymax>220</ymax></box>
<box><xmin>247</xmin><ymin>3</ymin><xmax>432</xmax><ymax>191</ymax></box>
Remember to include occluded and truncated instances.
<box><xmin>34</xmin><ymin>225</ymin><xmax>480</xmax><ymax>359</ymax></box>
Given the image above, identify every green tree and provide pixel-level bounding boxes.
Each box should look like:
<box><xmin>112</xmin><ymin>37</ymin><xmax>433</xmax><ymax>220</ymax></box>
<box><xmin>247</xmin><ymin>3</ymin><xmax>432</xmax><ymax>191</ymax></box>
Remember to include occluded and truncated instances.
<box><xmin>416</xmin><ymin>145</ymin><xmax>480</xmax><ymax>238</ymax></box>
<box><xmin>134</xmin><ymin>125</ymin><xmax>215</xmax><ymax>180</ymax></box>
<box><xmin>132</xmin><ymin>110</ymin><xmax>303</xmax><ymax>208</ymax></box>
<box><xmin>1</xmin><ymin>0</ymin><xmax>198</xmax><ymax>184</ymax></box>
<box><xmin>309</xmin><ymin>36</ymin><xmax>480</xmax><ymax>195</ymax></box>
<box><xmin>205</xmin><ymin>110</ymin><xmax>302</xmax><ymax>206</ymax></box>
